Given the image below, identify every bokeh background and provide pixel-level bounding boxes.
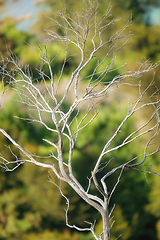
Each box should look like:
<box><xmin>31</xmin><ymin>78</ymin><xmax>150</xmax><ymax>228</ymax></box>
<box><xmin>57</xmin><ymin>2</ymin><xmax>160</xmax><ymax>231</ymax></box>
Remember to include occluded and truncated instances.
<box><xmin>0</xmin><ymin>0</ymin><xmax>160</xmax><ymax>239</ymax></box>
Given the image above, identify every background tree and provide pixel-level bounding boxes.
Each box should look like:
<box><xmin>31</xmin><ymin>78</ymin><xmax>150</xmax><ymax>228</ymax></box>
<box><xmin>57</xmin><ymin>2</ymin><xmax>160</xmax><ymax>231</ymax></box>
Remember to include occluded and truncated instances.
<box><xmin>0</xmin><ymin>1</ymin><xmax>160</xmax><ymax>240</ymax></box>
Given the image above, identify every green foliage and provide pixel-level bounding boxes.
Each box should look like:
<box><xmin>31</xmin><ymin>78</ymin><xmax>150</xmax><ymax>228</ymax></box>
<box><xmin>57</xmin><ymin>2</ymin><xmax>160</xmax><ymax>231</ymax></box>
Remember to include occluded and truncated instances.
<box><xmin>130</xmin><ymin>24</ymin><xmax>160</xmax><ymax>62</ymax></box>
<box><xmin>0</xmin><ymin>18</ymin><xmax>32</xmax><ymax>56</ymax></box>
<box><xmin>147</xmin><ymin>165</ymin><xmax>160</xmax><ymax>218</ymax></box>
<box><xmin>21</xmin><ymin>229</ymin><xmax>93</xmax><ymax>240</ymax></box>
<box><xmin>0</xmin><ymin>97</ymin><xmax>40</xmax><ymax>145</ymax></box>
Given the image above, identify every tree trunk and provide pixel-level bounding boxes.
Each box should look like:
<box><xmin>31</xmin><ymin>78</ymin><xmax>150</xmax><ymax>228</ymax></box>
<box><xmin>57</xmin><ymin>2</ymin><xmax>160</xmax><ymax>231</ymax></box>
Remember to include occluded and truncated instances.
<box><xmin>102</xmin><ymin>209</ymin><xmax>110</xmax><ymax>240</ymax></box>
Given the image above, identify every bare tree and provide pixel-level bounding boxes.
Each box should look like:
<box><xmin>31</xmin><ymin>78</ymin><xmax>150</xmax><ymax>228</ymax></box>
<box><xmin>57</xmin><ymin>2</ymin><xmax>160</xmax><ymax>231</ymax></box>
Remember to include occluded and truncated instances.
<box><xmin>0</xmin><ymin>1</ymin><xmax>160</xmax><ymax>239</ymax></box>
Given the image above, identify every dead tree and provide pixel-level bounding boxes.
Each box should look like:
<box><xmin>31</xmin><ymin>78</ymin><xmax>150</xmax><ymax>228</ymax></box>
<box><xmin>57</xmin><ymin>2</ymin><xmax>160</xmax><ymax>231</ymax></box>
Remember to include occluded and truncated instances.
<box><xmin>0</xmin><ymin>1</ymin><xmax>159</xmax><ymax>239</ymax></box>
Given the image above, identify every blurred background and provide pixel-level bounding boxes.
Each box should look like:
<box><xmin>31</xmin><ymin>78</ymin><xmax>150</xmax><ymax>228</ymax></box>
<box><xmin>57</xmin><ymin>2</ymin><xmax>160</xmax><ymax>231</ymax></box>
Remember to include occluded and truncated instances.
<box><xmin>0</xmin><ymin>0</ymin><xmax>160</xmax><ymax>239</ymax></box>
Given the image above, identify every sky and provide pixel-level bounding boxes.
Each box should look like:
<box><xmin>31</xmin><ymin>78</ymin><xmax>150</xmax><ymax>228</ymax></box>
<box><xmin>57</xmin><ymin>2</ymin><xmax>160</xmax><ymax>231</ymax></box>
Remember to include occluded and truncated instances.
<box><xmin>0</xmin><ymin>0</ymin><xmax>43</xmax><ymax>31</ymax></box>
<box><xmin>143</xmin><ymin>5</ymin><xmax>160</xmax><ymax>25</ymax></box>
